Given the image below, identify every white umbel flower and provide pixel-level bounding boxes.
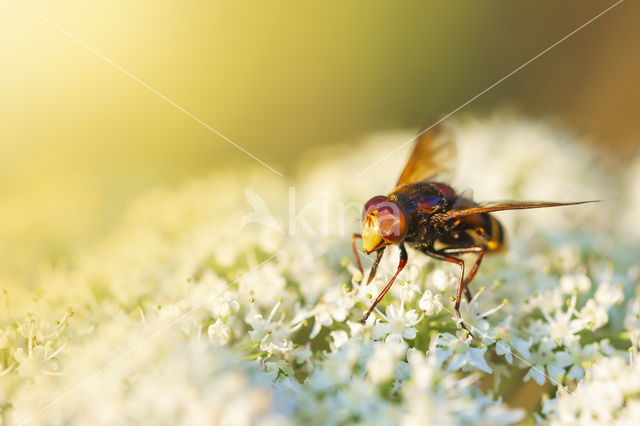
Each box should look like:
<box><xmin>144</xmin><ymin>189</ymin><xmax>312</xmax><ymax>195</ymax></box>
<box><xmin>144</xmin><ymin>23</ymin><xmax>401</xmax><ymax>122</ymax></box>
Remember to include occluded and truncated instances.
<box><xmin>429</xmin><ymin>269</ymin><xmax>457</xmax><ymax>292</ymax></box>
<box><xmin>434</xmin><ymin>333</ymin><xmax>492</xmax><ymax>374</ymax></box>
<box><xmin>210</xmin><ymin>291</ymin><xmax>240</xmax><ymax>319</ymax></box>
<box><xmin>366</xmin><ymin>341</ymin><xmax>407</xmax><ymax>384</ymax></box>
<box><xmin>207</xmin><ymin>319</ymin><xmax>232</xmax><ymax>346</ymax></box>
<box><xmin>594</xmin><ymin>282</ymin><xmax>624</xmax><ymax>308</ymax></box>
<box><xmin>418</xmin><ymin>290</ymin><xmax>443</xmax><ymax>316</ymax></box>
<box><xmin>372</xmin><ymin>304</ymin><xmax>422</xmax><ymax>343</ymax></box>
<box><xmin>248</xmin><ymin>302</ymin><xmax>302</xmax><ymax>353</ymax></box>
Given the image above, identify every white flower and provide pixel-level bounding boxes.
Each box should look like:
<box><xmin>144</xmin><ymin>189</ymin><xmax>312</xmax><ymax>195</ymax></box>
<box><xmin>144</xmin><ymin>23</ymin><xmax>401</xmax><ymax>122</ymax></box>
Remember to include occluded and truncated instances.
<box><xmin>532</xmin><ymin>288</ymin><xmax>565</xmax><ymax>316</ymax></box>
<box><xmin>291</xmin><ymin>344</ymin><xmax>312</xmax><ymax>365</ymax></box>
<box><xmin>330</xmin><ymin>330</ymin><xmax>349</xmax><ymax>351</ymax></box>
<box><xmin>13</xmin><ymin>344</ymin><xmax>63</xmax><ymax>381</ymax></box>
<box><xmin>494</xmin><ymin>339</ymin><xmax>531</xmax><ymax>368</ymax></box>
<box><xmin>559</xmin><ymin>272</ymin><xmax>591</xmax><ymax>294</ymax></box>
<box><xmin>366</xmin><ymin>341</ymin><xmax>407</xmax><ymax>384</ymax></box>
<box><xmin>404</xmin><ymin>348</ymin><xmax>435</xmax><ymax>391</ymax></box>
<box><xmin>308</xmin><ymin>286</ymin><xmax>355</xmax><ymax>339</ymax></box>
<box><xmin>429</xmin><ymin>269</ymin><xmax>457</xmax><ymax>292</ymax></box>
<box><xmin>434</xmin><ymin>333</ymin><xmax>492</xmax><ymax>373</ymax></box>
<box><xmin>372</xmin><ymin>304</ymin><xmax>422</xmax><ymax>343</ymax></box>
<box><xmin>307</xmin><ymin>342</ymin><xmax>363</xmax><ymax>391</ymax></box>
<box><xmin>523</xmin><ymin>338</ymin><xmax>571</xmax><ymax>385</ymax></box>
<box><xmin>418</xmin><ymin>290</ymin><xmax>443</xmax><ymax>316</ymax></box>
<box><xmin>555</xmin><ymin>245</ymin><xmax>582</xmax><ymax>272</ymax></box>
<box><xmin>248</xmin><ymin>302</ymin><xmax>302</xmax><ymax>353</ymax></box>
<box><xmin>489</xmin><ymin>317</ymin><xmax>532</xmax><ymax>365</ymax></box>
<box><xmin>207</xmin><ymin>319</ymin><xmax>231</xmax><ymax>345</ymax></box>
<box><xmin>309</xmin><ymin>311</ymin><xmax>332</xmax><ymax>339</ymax></box>
<box><xmin>238</xmin><ymin>263</ymin><xmax>286</xmax><ymax>308</ymax></box>
<box><xmin>0</xmin><ymin>328</ymin><xmax>16</xmax><ymax>349</ymax></box>
<box><xmin>346</xmin><ymin>317</ymin><xmax>373</xmax><ymax>340</ymax></box>
<box><xmin>210</xmin><ymin>291</ymin><xmax>240</xmax><ymax>318</ymax></box>
<box><xmin>565</xmin><ymin>342</ymin><xmax>600</xmax><ymax>381</ymax></box>
<box><xmin>546</xmin><ymin>356</ymin><xmax>640</xmax><ymax>424</ymax></box>
<box><xmin>578</xmin><ymin>299</ymin><xmax>608</xmax><ymax>330</ymax></box>
<box><xmin>594</xmin><ymin>282</ymin><xmax>623</xmax><ymax>308</ymax></box>
<box><xmin>537</xmin><ymin>294</ymin><xmax>583</xmax><ymax>346</ymax></box>
<box><xmin>400</xmin><ymin>281</ymin><xmax>423</xmax><ymax>303</ymax></box>
<box><xmin>625</xmin><ymin>296</ymin><xmax>640</xmax><ymax>331</ymax></box>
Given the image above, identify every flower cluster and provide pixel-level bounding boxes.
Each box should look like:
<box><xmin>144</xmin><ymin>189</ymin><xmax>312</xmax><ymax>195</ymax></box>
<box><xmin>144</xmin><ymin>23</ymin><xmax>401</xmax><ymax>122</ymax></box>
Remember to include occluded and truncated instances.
<box><xmin>0</xmin><ymin>116</ymin><xmax>638</xmax><ymax>425</ymax></box>
<box><xmin>542</xmin><ymin>355</ymin><xmax>640</xmax><ymax>425</ymax></box>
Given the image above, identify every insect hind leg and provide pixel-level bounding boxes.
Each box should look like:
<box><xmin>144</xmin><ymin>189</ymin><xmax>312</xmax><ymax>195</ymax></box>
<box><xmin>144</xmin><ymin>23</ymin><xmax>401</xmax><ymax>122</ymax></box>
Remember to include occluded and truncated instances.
<box><xmin>420</xmin><ymin>246</ymin><xmax>474</xmax><ymax>336</ymax></box>
<box><xmin>440</xmin><ymin>246</ymin><xmax>485</xmax><ymax>302</ymax></box>
<box><xmin>464</xmin><ymin>286</ymin><xmax>473</xmax><ymax>303</ymax></box>
<box><xmin>419</xmin><ymin>245</ymin><xmax>487</xmax><ymax>336</ymax></box>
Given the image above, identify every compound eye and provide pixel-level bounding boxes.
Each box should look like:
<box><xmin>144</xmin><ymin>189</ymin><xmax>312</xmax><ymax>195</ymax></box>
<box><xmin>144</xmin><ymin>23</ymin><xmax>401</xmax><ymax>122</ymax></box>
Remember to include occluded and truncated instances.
<box><xmin>377</xmin><ymin>202</ymin><xmax>408</xmax><ymax>243</ymax></box>
<box><xmin>362</xmin><ymin>195</ymin><xmax>388</xmax><ymax>222</ymax></box>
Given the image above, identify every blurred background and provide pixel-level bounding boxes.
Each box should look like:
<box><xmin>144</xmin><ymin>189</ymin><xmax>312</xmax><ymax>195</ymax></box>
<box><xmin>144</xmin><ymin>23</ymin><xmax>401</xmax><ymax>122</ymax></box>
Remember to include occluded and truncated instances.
<box><xmin>1</xmin><ymin>0</ymin><xmax>638</xmax><ymax>285</ymax></box>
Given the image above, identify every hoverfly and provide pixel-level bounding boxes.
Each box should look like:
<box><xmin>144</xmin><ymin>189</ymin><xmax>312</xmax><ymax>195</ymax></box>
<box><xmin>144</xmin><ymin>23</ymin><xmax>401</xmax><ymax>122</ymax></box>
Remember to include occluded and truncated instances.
<box><xmin>352</xmin><ymin>126</ymin><xmax>593</xmax><ymax>332</ymax></box>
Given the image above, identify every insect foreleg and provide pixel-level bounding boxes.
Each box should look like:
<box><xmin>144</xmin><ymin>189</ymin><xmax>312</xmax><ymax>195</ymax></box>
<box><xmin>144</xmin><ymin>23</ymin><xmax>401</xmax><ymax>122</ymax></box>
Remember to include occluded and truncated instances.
<box><xmin>352</xmin><ymin>233</ymin><xmax>364</xmax><ymax>280</ymax></box>
<box><xmin>360</xmin><ymin>243</ymin><xmax>407</xmax><ymax>324</ymax></box>
<box><xmin>366</xmin><ymin>249</ymin><xmax>385</xmax><ymax>286</ymax></box>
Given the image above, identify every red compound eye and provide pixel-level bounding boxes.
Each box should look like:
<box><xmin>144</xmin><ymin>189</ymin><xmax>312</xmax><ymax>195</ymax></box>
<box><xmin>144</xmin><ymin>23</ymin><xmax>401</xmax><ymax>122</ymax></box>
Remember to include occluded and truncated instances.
<box><xmin>362</xmin><ymin>195</ymin><xmax>388</xmax><ymax>222</ymax></box>
<box><xmin>362</xmin><ymin>196</ymin><xmax>408</xmax><ymax>243</ymax></box>
<box><xmin>377</xmin><ymin>202</ymin><xmax>408</xmax><ymax>243</ymax></box>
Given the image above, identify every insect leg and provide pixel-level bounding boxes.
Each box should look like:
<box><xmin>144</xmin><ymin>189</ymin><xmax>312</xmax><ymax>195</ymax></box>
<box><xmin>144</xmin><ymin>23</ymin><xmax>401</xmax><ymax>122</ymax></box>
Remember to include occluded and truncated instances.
<box><xmin>464</xmin><ymin>285</ymin><xmax>472</xmax><ymax>303</ymax></box>
<box><xmin>441</xmin><ymin>246</ymin><xmax>485</xmax><ymax>302</ymax></box>
<box><xmin>422</xmin><ymin>247</ymin><xmax>472</xmax><ymax>336</ymax></box>
<box><xmin>352</xmin><ymin>233</ymin><xmax>364</xmax><ymax>280</ymax></box>
<box><xmin>366</xmin><ymin>249</ymin><xmax>386</xmax><ymax>286</ymax></box>
<box><xmin>462</xmin><ymin>246</ymin><xmax>484</xmax><ymax>301</ymax></box>
<box><xmin>360</xmin><ymin>244</ymin><xmax>407</xmax><ymax>324</ymax></box>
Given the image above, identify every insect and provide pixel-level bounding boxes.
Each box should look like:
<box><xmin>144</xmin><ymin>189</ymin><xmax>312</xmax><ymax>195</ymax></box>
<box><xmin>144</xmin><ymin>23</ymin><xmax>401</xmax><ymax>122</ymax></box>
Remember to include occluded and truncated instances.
<box><xmin>352</xmin><ymin>126</ymin><xmax>593</xmax><ymax>332</ymax></box>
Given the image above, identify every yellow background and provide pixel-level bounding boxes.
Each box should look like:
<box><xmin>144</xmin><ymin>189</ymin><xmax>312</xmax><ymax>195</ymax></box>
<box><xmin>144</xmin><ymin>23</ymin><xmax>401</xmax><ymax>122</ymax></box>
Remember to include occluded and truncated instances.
<box><xmin>1</xmin><ymin>0</ymin><xmax>638</xmax><ymax>284</ymax></box>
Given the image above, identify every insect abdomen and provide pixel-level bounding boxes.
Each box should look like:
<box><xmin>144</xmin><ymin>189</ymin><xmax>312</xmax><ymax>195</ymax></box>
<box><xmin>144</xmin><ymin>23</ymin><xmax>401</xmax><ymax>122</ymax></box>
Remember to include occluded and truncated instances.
<box><xmin>484</xmin><ymin>214</ymin><xmax>506</xmax><ymax>252</ymax></box>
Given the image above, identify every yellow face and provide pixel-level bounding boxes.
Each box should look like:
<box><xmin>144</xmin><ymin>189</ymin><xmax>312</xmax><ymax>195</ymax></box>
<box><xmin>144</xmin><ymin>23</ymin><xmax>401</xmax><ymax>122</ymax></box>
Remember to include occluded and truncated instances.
<box><xmin>361</xmin><ymin>212</ymin><xmax>386</xmax><ymax>253</ymax></box>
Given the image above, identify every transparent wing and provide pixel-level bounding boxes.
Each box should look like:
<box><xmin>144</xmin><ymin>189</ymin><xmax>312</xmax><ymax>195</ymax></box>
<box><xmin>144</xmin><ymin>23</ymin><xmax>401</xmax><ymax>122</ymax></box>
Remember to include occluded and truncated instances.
<box><xmin>396</xmin><ymin>125</ymin><xmax>456</xmax><ymax>187</ymax></box>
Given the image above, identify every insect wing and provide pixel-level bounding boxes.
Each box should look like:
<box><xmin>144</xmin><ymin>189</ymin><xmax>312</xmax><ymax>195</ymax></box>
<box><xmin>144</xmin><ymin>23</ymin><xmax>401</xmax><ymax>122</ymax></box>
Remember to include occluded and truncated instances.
<box><xmin>396</xmin><ymin>125</ymin><xmax>456</xmax><ymax>187</ymax></box>
<box><xmin>434</xmin><ymin>200</ymin><xmax>598</xmax><ymax>222</ymax></box>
